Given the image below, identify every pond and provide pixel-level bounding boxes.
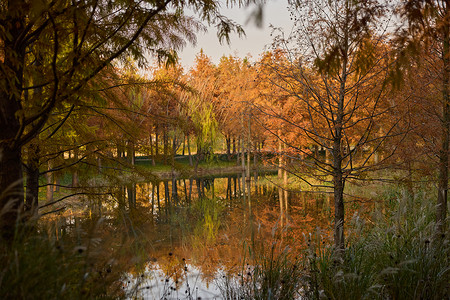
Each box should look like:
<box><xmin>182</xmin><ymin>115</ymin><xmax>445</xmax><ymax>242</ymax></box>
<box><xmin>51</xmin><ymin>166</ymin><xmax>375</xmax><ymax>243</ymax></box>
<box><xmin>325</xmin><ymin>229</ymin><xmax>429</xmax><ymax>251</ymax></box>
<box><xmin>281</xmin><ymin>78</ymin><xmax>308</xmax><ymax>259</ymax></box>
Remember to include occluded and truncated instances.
<box><xmin>48</xmin><ymin>172</ymin><xmax>371</xmax><ymax>299</ymax></box>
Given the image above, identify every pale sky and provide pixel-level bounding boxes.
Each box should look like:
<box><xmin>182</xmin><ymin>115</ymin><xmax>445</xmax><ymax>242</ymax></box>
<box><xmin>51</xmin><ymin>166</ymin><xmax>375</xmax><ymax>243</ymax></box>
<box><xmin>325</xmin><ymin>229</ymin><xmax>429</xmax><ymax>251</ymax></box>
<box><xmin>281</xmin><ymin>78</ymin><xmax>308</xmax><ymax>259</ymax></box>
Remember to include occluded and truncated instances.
<box><xmin>178</xmin><ymin>0</ymin><xmax>294</xmax><ymax>69</ymax></box>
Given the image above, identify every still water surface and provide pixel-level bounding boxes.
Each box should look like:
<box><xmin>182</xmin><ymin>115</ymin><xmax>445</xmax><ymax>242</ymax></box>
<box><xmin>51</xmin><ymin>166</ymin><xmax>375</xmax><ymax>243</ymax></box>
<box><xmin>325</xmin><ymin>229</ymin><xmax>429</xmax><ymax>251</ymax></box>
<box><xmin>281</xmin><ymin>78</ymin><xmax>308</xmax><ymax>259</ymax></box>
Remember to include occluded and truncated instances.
<box><xmin>50</xmin><ymin>173</ymin><xmax>370</xmax><ymax>299</ymax></box>
<box><xmin>125</xmin><ymin>173</ymin><xmax>337</xmax><ymax>298</ymax></box>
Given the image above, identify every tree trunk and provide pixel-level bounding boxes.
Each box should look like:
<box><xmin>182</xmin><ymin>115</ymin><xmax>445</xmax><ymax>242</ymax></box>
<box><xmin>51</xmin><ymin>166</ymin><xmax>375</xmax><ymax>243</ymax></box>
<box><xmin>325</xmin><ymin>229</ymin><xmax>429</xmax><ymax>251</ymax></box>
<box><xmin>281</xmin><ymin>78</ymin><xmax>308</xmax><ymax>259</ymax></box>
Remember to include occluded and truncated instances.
<box><xmin>72</xmin><ymin>147</ymin><xmax>79</xmax><ymax>187</ymax></box>
<box><xmin>157</xmin><ymin>183</ymin><xmax>161</xmax><ymax>211</ymax></box>
<box><xmin>278</xmin><ymin>132</ymin><xmax>283</xmax><ymax>180</ymax></box>
<box><xmin>97</xmin><ymin>156</ymin><xmax>102</xmax><ymax>174</ymax></box>
<box><xmin>25</xmin><ymin>142</ymin><xmax>40</xmax><ymax>217</ymax></box>
<box><xmin>333</xmin><ymin>146</ymin><xmax>345</xmax><ymax>251</ymax></box>
<box><xmin>172</xmin><ymin>177</ymin><xmax>178</xmax><ymax>204</ymax></box>
<box><xmin>150</xmin><ymin>133</ymin><xmax>156</xmax><ymax>166</ymax></box>
<box><xmin>436</xmin><ymin>6</ymin><xmax>450</xmax><ymax>236</ymax></box>
<box><xmin>237</xmin><ymin>139</ymin><xmax>241</xmax><ymax>165</ymax></box>
<box><xmin>325</xmin><ymin>147</ymin><xmax>331</xmax><ymax>166</ymax></box>
<box><xmin>187</xmin><ymin>133</ymin><xmax>193</xmax><ymax>166</ymax></box>
<box><xmin>164</xmin><ymin>181</ymin><xmax>170</xmax><ymax>208</ymax></box>
<box><xmin>241</xmin><ymin>136</ymin><xmax>246</xmax><ymax>201</ymax></box>
<box><xmin>254</xmin><ymin>142</ymin><xmax>259</xmax><ymax>192</ymax></box>
<box><xmin>226</xmin><ymin>176</ymin><xmax>232</xmax><ymax>201</ymax></box>
<box><xmin>117</xmin><ymin>186</ymin><xmax>125</xmax><ymax>210</ymax></box>
<box><xmin>247</xmin><ymin>117</ymin><xmax>251</xmax><ymax>181</ymax></box>
<box><xmin>163</xmin><ymin>126</ymin><xmax>168</xmax><ymax>164</ymax></box>
<box><xmin>195</xmin><ymin>142</ymin><xmax>202</xmax><ymax>171</ymax></box>
<box><xmin>172</xmin><ymin>136</ymin><xmax>177</xmax><ymax>165</ymax></box>
<box><xmin>333</xmin><ymin>50</ymin><xmax>348</xmax><ymax>252</ymax></box>
<box><xmin>155</xmin><ymin>125</ymin><xmax>159</xmax><ymax>162</ymax></box>
<box><xmin>233</xmin><ymin>138</ymin><xmax>236</xmax><ymax>154</ymax></box>
<box><xmin>0</xmin><ymin>3</ymin><xmax>26</xmax><ymax>238</ymax></box>
<box><xmin>183</xmin><ymin>179</ymin><xmax>188</xmax><ymax>203</ymax></box>
<box><xmin>284</xmin><ymin>164</ymin><xmax>288</xmax><ymax>223</ymax></box>
<box><xmin>237</xmin><ymin>173</ymin><xmax>241</xmax><ymax>196</ymax></box>
<box><xmin>188</xmin><ymin>178</ymin><xmax>193</xmax><ymax>203</ymax></box>
<box><xmin>226</xmin><ymin>135</ymin><xmax>231</xmax><ymax>161</ymax></box>
<box><xmin>151</xmin><ymin>184</ymin><xmax>155</xmax><ymax>215</ymax></box>
<box><xmin>0</xmin><ymin>145</ymin><xmax>25</xmax><ymax>237</ymax></box>
<box><xmin>127</xmin><ymin>140</ymin><xmax>135</xmax><ymax>165</ymax></box>
<box><xmin>278</xmin><ymin>134</ymin><xmax>284</xmax><ymax>226</ymax></box>
<box><xmin>196</xmin><ymin>179</ymin><xmax>202</xmax><ymax>199</ymax></box>
<box><xmin>127</xmin><ymin>183</ymin><xmax>136</xmax><ymax>209</ymax></box>
<box><xmin>279</xmin><ymin>187</ymin><xmax>284</xmax><ymax>227</ymax></box>
<box><xmin>46</xmin><ymin>160</ymin><xmax>54</xmax><ymax>204</ymax></box>
<box><xmin>254</xmin><ymin>142</ymin><xmax>258</xmax><ymax>168</ymax></box>
<box><xmin>117</xmin><ymin>142</ymin><xmax>125</xmax><ymax>158</ymax></box>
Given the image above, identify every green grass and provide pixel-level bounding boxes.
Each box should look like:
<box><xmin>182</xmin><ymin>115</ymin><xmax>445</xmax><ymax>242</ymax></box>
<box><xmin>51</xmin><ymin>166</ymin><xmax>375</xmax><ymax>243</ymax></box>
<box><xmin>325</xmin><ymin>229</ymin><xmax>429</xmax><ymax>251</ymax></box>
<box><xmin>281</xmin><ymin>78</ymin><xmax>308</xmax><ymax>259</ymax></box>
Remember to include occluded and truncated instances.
<box><xmin>135</xmin><ymin>154</ymin><xmax>238</xmax><ymax>171</ymax></box>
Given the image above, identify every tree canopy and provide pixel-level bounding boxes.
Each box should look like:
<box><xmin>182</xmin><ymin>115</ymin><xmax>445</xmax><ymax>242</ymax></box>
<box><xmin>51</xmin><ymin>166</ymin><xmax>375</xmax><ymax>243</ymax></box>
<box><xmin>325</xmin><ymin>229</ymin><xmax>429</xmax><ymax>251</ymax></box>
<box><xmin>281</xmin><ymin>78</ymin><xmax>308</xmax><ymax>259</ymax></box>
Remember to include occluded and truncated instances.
<box><xmin>0</xmin><ymin>0</ymin><xmax>255</xmax><ymax>237</ymax></box>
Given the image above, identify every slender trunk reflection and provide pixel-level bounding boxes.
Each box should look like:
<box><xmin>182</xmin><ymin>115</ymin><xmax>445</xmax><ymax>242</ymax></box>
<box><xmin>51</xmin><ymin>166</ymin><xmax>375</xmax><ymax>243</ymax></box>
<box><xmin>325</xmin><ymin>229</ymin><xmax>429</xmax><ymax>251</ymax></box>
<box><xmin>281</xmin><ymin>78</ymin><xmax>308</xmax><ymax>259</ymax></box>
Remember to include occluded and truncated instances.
<box><xmin>171</xmin><ymin>177</ymin><xmax>178</xmax><ymax>206</ymax></box>
<box><xmin>164</xmin><ymin>181</ymin><xmax>170</xmax><ymax>215</ymax></box>
<box><xmin>47</xmin><ymin>171</ymin><xmax>365</xmax><ymax>299</ymax></box>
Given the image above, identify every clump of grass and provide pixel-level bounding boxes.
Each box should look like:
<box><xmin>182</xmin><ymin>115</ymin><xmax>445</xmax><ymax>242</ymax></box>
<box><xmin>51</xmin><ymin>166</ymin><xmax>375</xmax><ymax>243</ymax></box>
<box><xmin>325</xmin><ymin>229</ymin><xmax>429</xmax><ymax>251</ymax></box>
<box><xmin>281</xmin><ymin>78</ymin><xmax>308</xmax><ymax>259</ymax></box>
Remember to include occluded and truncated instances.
<box><xmin>301</xmin><ymin>187</ymin><xmax>450</xmax><ymax>300</ymax></box>
<box><xmin>218</xmin><ymin>242</ymin><xmax>303</xmax><ymax>300</ymax></box>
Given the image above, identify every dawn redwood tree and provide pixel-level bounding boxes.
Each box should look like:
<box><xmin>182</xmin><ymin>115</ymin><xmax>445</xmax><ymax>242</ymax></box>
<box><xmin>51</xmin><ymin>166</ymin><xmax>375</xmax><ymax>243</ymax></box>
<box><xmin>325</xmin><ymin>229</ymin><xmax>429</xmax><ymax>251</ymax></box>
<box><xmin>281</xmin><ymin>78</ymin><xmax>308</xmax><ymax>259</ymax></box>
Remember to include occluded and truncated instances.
<box><xmin>256</xmin><ymin>50</ymin><xmax>305</xmax><ymax>165</ymax></box>
<box><xmin>187</xmin><ymin>52</ymin><xmax>219</xmax><ymax>166</ymax></box>
<box><xmin>149</xmin><ymin>62</ymin><xmax>187</xmax><ymax>164</ymax></box>
<box><xmin>0</xmin><ymin>0</ymin><xmax>251</xmax><ymax>238</ymax></box>
<box><xmin>392</xmin><ymin>45</ymin><xmax>446</xmax><ymax>197</ymax></box>
<box><xmin>216</xmin><ymin>55</ymin><xmax>256</xmax><ymax>161</ymax></box>
<box><xmin>216</xmin><ymin>55</ymin><xmax>240</xmax><ymax>160</ymax></box>
<box><xmin>22</xmin><ymin>65</ymin><xmax>136</xmax><ymax>217</ymax></box>
<box><xmin>214</xmin><ymin>54</ymin><xmax>264</xmax><ymax>170</ymax></box>
<box><xmin>264</xmin><ymin>0</ymin><xmax>402</xmax><ymax>251</ymax></box>
<box><xmin>394</xmin><ymin>0</ymin><xmax>450</xmax><ymax>236</ymax></box>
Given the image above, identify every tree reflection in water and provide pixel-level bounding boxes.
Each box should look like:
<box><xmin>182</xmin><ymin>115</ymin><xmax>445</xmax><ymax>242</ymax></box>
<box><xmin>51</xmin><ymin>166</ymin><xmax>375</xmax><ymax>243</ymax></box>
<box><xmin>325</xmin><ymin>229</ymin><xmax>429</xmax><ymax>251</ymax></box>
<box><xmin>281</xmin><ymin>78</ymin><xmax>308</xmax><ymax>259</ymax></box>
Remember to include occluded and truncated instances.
<box><xmin>46</xmin><ymin>174</ymin><xmax>370</xmax><ymax>298</ymax></box>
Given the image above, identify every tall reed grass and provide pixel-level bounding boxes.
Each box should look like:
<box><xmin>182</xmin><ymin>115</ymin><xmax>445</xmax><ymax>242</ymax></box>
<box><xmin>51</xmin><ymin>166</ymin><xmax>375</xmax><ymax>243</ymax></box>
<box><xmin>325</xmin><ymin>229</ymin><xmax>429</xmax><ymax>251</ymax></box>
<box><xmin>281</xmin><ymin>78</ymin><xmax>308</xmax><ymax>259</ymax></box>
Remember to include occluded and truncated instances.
<box><xmin>301</xmin><ymin>187</ymin><xmax>449</xmax><ymax>299</ymax></box>
<box><xmin>218</xmin><ymin>242</ymin><xmax>303</xmax><ymax>300</ymax></box>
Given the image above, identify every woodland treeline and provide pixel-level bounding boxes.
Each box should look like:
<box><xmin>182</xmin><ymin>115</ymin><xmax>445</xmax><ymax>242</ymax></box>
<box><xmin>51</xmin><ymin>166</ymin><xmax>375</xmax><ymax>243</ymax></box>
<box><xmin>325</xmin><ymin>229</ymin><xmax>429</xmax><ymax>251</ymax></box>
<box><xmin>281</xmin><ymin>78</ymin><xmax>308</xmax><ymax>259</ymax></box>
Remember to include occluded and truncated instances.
<box><xmin>0</xmin><ymin>0</ymin><xmax>449</xmax><ymax>253</ymax></box>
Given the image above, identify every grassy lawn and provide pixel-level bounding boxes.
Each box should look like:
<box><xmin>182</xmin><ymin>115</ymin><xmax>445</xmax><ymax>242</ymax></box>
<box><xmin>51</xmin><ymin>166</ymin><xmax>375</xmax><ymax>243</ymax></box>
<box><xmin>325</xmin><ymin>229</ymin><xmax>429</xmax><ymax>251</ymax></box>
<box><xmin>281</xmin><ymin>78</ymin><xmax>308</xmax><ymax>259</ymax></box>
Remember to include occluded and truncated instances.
<box><xmin>135</xmin><ymin>153</ymin><xmax>253</xmax><ymax>174</ymax></box>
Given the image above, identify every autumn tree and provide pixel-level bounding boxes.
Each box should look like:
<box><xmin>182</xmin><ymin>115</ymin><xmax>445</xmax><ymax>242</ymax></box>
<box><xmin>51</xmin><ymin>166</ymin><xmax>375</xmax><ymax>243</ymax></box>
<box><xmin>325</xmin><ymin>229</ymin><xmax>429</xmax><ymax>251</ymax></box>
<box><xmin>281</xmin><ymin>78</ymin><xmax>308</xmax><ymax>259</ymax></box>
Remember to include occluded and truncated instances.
<box><xmin>148</xmin><ymin>62</ymin><xmax>187</xmax><ymax>165</ymax></box>
<box><xmin>263</xmin><ymin>0</ymin><xmax>401</xmax><ymax>251</ymax></box>
<box><xmin>0</xmin><ymin>0</ymin><xmax>253</xmax><ymax>238</ymax></box>
<box><xmin>214</xmin><ymin>54</ymin><xmax>265</xmax><ymax>172</ymax></box>
<box><xmin>393</xmin><ymin>0</ymin><xmax>450</xmax><ymax>236</ymax></box>
<box><xmin>22</xmin><ymin>64</ymin><xmax>152</xmax><ymax>217</ymax></box>
<box><xmin>187</xmin><ymin>51</ymin><xmax>219</xmax><ymax>166</ymax></box>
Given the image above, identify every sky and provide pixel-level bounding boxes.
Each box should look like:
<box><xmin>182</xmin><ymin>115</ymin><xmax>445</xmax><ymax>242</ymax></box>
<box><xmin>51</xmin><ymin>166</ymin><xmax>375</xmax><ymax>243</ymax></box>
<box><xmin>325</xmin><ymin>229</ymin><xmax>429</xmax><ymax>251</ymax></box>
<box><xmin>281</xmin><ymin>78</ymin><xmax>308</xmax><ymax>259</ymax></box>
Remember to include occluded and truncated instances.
<box><xmin>178</xmin><ymin>0</ymin><xmax>294</xmax><ymax>69</ymax></box>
